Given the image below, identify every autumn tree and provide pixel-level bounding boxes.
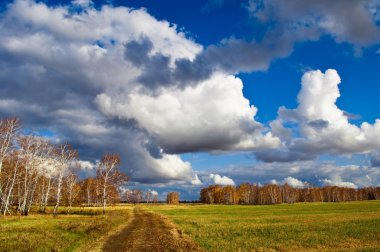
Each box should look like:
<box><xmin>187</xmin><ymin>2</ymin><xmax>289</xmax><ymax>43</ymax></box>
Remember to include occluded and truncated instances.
<box><xmin>79</xmin><ymin>177</ymin><xmax>97</xmax><ymax>206</ymax></box>
<box><xmin>1</xmin><ymin>152</ymin><xmax>21</xmax><ymax>215</ymax></box>
<box><xmin>0</xmin><ymin>118</ymin><xmax>20</xmax><ymax>212</ymax></box>
<box><xmin>17</xmin><ymin>136</ymin><xmax>53</xmax><ymax>216</ymax></box>
<box><xmin>0</xmin><ymin>116</ymin><xmax>133</xmax><ymax>216</ymax></box>
<box><xmin>222</xmin><ymin>185</ymin><xmax>238</xmax><ymax>204</ymax></box>
<box><xmin>145</xmin><ymin>190</ymin><xmax>158</xmax><ymax>203</ymax></box>
<box><xmin>152</xmin><ymin>192</ymin><xmax>159</xmax><ymax>203</ymax></box>
<box><xmin>53</xmin><ymin>143</ymin><xmax>78</xmax><ymax>216</ymax></box>
<box><xmin>200</xmin><ymin>183</ymin><xmax>380</xmax><ymax>205</ymax></box>
<box><xmin>62</xmin><ymin>174</ymin><xmax>80</xmax><ymax>213</ymax></box>
<box><xmin>0</xmin><ymin>118</ymin><xmax>19</xmax><ymax>173</ymax></box>
<box><xmin>97</xmin><ymin>153</ymin><xmax>129</xmax><ymax>214</ymax></box>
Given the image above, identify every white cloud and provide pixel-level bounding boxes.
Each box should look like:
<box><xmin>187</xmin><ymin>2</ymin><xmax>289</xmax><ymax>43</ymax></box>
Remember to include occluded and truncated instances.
<box><xmin>269</xmin><ymin>179</ymin><xmax>277</xmax><ymax>185</ymax></box>
<box><xmin>190</xmin><ymin>174</ymin><xmax>203</xmax><ymax>186</ymax></box>
<box><xmin>149</xmin><ymin>190</ymin><xmax>159</xmax><ymax>196</ymax></box>
<box><xmin>5</xmin><ymin>0</ymin><xmax>201</xmax><ymax>59</ymax></box>
<box><xmin>265</xmin><ymin>69</ymin><xmax>380</xmax><ymax>162</ymax></box>
<box><xmin>282</xmin><ymin>176</ymin><xmax>307</xmax><ymax>188</ymax></box>
<box><xmin>77</xmin><ymin>160</ymin><xmax>97</xmax><ymax>170</ymax></box>
<box><xmin>321</xmin><ymin>179</ymin><xmax>358</xmax><ymax>189</ymax></box>
<box><xmin>95</xmin><ymin>73</ymin><xmax>280</xmax><ymax>153</ymax></box>
<box><xmin>209</xmin><ymin>173</ymin><xmax>235</xmax><ymax>186</ymax></box>
<box><xmin>128</xmin><ymin>141</ymin><xmax>195</xmax><ymax>184</ymax></box>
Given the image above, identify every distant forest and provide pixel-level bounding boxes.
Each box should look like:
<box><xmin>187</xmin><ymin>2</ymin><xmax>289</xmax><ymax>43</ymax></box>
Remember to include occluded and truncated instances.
<box><xmin>200</xmin><ymin>184</ymin><xmax>380</xmax><ymax>205</ymax></box>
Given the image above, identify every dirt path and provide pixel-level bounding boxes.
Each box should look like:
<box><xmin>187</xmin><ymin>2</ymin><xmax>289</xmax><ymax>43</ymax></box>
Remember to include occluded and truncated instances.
<box><xmin>102</xmin><ymin>207</ymin><xmax>203</xmax><ymax>252</ymax></box>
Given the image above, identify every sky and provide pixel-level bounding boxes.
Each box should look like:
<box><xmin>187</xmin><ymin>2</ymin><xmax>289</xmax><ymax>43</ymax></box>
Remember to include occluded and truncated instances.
<box><xmin>0</xmin><ymin>0</ymin><xmax>379</xmax><ymax>200</ymax></box>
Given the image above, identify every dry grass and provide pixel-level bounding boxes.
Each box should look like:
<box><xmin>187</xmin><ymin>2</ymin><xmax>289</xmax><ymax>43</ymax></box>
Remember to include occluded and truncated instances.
<box><xmin>147</xmin><ymin>201</ymin><xmax>380</xmax><ymax>251</ymax></box>
<box><xmin>1</xmin><ymin>202</ymin><xmax>379</xmax><ymax>251</ymax></box>
<box><xmin>0</xmin><ymin>206</ymin><xmax>132</xmax><ymax>252</ymax></box>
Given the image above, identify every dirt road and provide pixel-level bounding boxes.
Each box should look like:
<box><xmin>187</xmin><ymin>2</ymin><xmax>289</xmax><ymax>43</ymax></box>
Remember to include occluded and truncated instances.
<box><xmin>102</xmin><ymin>207</ymin><xmax>203</xmax><ymax>252</ymax></box>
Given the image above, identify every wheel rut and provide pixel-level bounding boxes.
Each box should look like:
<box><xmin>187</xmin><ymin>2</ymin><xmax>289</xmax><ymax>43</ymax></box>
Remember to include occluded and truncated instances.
<box><xmin>102</xmin><ymin>207</ymin><xmax>203</xmax><ymax>252</ymax></box>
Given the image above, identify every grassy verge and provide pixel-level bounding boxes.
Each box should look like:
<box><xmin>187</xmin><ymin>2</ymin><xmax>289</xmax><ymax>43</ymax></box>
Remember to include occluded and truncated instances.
<box><xmin>0</xmin><ymin>206</ymin><xmax>132</xmax><ymax>252</ymax></box>
<box><xmin>147</xmin><ymin>201</ymin><xmax>380</xmax><ymax>251</ymax></box>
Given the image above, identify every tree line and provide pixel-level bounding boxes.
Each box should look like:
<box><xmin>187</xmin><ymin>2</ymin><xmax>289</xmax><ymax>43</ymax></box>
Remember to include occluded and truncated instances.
<box><xmin>0</xmin><ymin>117</ymin><xmax>128</xmax><ymax>216</ymax></box>
<box><xmin>200</xmin><ymin>183</ymin><xmax>380</xmax><ymax>205</ymax></box>
<box><xmin>123</xmin><ymin>189</ymin><xmax>159</xmax><ymax>203</ymax></box>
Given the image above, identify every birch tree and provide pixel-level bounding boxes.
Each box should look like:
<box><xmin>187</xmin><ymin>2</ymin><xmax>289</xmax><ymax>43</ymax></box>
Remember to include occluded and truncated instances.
<box><xmin>97</xmin><ymin>154</ymin><xmax>128</xmax><ymax>214</ymax></box>
<box><xmin>0</xmin><ymin>152</ymin><xmax>21</xmax><ymax>215</ymax></box>
<box><xmin>0</xmin><ymin>118</ymin><xmax>19</xmax><ymax>209</ymax></box>
<box><xmin>64</xmin><ymin>173</ymin><xmax>79</xmax><ymax>213</ymax></box>
<box><xmin>38</xmin><ymin>156</ymin><xmax>59</xmax><ymax>213</ymax></box>
<box><xmin>0</xmin><ymin>118</ymin><xmax>19</xmax><ymax>173</ymax></box>
<box><xmin>17</xmin><ymin>136</ymin><xmax>51</xmax><ymax>216</ymax></box>
<box><xmin>53</xmin><ymin>143</ymin><xmax>78</xmax><ymax>216</ymax></box>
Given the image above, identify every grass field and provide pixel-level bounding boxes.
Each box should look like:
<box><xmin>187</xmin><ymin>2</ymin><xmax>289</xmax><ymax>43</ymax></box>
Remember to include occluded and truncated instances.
<box><xmin>0</xmin><ymin>206</ymin><xmax>132</xmax><ymax>252</ymax></box>
<box><xmin>1</xmin><ymin>201</ymin><xmax>379</xmax><ymax>251</ymax></box>
<box><xmin>147</xmin><ymin>201</ymin><xmax>380</xmax><ymax>251</ymax></box>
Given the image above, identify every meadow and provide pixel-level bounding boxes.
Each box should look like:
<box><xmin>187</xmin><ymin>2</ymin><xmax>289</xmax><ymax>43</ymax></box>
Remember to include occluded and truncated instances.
<box><xmin>147</xmin><ymin>201</ymin><xmax>380</xmax><ymax>251</ymax></box>
<box><xmin>0</xmin><ymin>206</ymin><xmax>132</xmax><ymax>252</ymax></box>
<box><xmin>0</xmin><ymin>201</ymin><xmax>379</xmax><ymax>251</ymax></box>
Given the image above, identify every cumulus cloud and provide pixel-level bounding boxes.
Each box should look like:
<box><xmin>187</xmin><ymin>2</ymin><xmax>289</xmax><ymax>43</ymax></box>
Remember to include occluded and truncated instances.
<box><xmin>260</xmin><ymin>69</ymin><xmax>380</xmax><ymax>162</ymax></box>
<box><xmin>321</xmin><ymin>179</ymin><xmax>358</xmax><ymax>189</ymax></box>
<box><xmin>267</xmin><ymin>177</ymin><xmax>307</xmax><ymax>188</ymax></box>
<box><xmin>149</xmin><ymin>190</ymin><xmax>159</xmax><ymax>196</ymax></box>
<box><xmin>77</xmin><ymin>160</ymin><xmax>97</xmax><ymax>171</ymax></box>
<box><xmin>190</xmin><ymin>174</ymin><xmax>203</xmax><ymax>186</ymax></box>
<box><xmin>268</xmin><ymin>179</ymin><xmax>277</xmax><ymax>185</ymax></box>
<box><xmin>209</xmin><ymin>173</ymin><xmax>235</xmax><ymax>186</ymax></box>
<box><xmin>266</xmin><ymin>176</ymin><xmax>355</xmax><ymax>189</ymax></box>
<box><xmin>95</xmin><ymin>73</ymin><xmax>280</xmax><ymax>153</ymax></box>
<box><xmin>282</xmin><ymin>176</ymin><xmax>308</xmax><ymax>188</ymax></box>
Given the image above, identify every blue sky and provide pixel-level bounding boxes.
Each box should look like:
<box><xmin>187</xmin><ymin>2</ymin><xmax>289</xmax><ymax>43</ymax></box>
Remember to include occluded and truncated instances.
<box><xmin>0</xmin><ymin>0</ymin><xmax>379</xmax><ymax>199</ymax></box>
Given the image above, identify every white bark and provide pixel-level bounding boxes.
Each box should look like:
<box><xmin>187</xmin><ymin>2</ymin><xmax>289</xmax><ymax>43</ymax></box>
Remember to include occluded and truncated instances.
<box><xmin>53</xmin><ymin>173</ymin><xmax>63</xmax><ymax>216</ymax></box>
<box><xmin>52</xmin><ymin>143</ymin><xmax>77</xmax><ymax>216</ymax></box>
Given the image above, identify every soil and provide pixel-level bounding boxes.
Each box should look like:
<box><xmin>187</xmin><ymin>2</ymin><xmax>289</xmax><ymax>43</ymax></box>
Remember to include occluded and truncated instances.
<box><xmin>102</xmin><ymin>207</ymin><xmax>203</xmax><ymax>252</ymax></box>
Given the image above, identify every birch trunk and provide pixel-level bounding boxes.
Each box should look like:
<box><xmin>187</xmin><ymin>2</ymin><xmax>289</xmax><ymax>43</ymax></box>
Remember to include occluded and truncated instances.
<box><xmin>53</xmin><ymin>173</ymin><xmax>63</xmax><ymax>216</ymax></box>
<box><xmin>2</xmin><ymin>158</ymin><xmax>20</xmax><ymax>215</ymax></box>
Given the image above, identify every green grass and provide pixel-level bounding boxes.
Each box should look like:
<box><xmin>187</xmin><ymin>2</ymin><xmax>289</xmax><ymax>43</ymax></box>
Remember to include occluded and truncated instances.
<box><xmin>1</xmin><ymin>202</ymin><xmax>379</xmax><ymax>251</ymax></box>
<box><xmin>0</xmin><ymin>206</ymin><xmax>132</xmax><ymax>252</ymax></box>
<box><xmin>147</xmin><ymin>201</ymin><xmax>380</xmax><ymax>251</ymax></box>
